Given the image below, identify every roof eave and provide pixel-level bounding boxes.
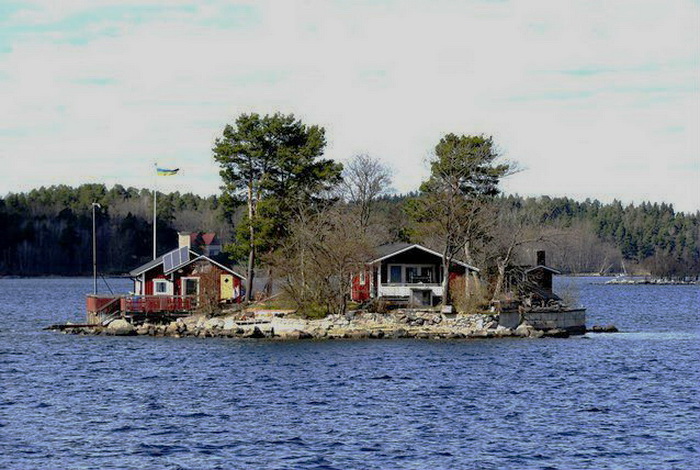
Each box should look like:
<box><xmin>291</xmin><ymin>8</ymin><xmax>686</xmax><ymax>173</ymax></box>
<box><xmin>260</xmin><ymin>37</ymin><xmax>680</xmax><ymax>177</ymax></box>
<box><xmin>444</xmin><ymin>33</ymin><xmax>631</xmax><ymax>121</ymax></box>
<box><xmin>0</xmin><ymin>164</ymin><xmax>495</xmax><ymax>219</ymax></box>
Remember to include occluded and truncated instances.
<box><xmin>367</xmin><ymin>243</ymin><xmax>480</xmax><ymax>272</ymax></box>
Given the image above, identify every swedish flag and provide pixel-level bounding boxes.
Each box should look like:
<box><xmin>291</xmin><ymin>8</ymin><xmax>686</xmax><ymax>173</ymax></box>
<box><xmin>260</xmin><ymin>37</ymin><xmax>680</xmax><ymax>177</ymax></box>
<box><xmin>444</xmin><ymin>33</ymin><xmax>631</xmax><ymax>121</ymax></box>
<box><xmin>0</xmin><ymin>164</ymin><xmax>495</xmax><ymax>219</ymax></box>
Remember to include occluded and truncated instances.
<box><xmin>157</xmin><ymin>167</ymin><xmax>179</xmax><ymax>176</ymax></box>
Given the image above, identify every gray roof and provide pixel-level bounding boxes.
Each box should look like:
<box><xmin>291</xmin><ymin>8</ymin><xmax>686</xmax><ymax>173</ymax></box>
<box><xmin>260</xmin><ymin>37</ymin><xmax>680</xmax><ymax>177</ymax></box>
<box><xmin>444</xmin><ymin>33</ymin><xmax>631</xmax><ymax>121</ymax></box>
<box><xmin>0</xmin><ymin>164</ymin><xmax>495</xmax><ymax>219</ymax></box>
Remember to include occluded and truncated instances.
<box><xmin>129</xmin><ymin>255</ymin><xmax>165</xmax><ymax>277</ymax></box>
<box><xmin>129</xmin><ymin>249</ymin><xmax>245</xmax><ymax>280</ymax></box>
<box><xmin>369</xmin><ymin>243</ymin><xmax>479</xmax><ymax>272</ymax></box>
<box><xmin>373</xmin><ymin>242</ymin><xmax>414</xmax><ymax>259</ymax></box>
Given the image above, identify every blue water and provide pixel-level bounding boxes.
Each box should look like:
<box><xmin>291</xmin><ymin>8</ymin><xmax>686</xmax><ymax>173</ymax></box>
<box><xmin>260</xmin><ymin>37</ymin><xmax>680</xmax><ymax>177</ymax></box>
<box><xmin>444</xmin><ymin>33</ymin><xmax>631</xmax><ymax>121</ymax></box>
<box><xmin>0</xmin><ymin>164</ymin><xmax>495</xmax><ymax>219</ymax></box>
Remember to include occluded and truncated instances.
<box><xmin>0</xmin><ymin>277</ymin><xmax>698</xmax><ymax>470</ymax></box>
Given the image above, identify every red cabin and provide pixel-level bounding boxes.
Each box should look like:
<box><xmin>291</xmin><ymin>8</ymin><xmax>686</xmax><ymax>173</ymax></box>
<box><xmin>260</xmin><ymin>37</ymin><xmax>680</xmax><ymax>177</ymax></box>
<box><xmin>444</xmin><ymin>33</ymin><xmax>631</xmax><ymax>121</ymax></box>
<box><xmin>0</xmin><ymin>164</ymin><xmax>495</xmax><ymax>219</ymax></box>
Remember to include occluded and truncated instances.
<box><xmin>86</xmin><ymin>246</ymin><xmax>245</xmax><ymax>324</ymax></box>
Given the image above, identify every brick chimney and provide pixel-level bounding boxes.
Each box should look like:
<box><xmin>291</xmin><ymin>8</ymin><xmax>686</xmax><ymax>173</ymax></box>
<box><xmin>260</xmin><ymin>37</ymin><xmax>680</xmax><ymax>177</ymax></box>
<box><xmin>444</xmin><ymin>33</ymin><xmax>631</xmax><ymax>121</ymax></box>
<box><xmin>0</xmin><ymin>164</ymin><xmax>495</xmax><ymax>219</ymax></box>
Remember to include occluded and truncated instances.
<box><xmin>537</xmin><ymin>250</ymin><xmax>546</xmax><ymax>266</ymax></box>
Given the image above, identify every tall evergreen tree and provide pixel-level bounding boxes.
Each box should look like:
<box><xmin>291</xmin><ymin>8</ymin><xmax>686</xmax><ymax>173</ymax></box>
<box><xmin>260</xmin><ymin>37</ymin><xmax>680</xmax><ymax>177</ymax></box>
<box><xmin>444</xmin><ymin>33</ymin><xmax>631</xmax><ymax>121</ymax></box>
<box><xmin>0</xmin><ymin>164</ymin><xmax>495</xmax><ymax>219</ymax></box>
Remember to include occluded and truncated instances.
<box><xmin>408</xmin><ymin>134</ymin><xmax>511</xmax><ymax>305</ymax></box>
<box><xmin>212</xmin><ymin>112</ymin><xmax>342</xmax><ymax>302</ymax></box>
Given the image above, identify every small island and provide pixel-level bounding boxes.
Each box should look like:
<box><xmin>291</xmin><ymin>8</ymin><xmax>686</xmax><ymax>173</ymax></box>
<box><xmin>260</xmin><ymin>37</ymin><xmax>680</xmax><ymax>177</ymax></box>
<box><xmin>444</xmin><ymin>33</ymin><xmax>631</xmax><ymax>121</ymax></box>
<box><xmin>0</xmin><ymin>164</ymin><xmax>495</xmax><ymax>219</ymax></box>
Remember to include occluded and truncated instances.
<box><xmin>58</xmin><ymin>242</ymin><xmax>597</xmax><ymax>340</ymax></box>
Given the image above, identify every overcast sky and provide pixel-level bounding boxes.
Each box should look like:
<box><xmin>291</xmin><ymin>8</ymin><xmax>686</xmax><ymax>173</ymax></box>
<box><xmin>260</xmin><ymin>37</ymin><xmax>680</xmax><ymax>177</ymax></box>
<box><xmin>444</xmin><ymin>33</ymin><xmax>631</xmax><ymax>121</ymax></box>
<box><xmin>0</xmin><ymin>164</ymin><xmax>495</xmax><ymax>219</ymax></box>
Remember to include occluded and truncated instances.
<box><xmin>1</xmin><ymin>0</ymin><xmax>698</xmax><ymax>212</ymax></box>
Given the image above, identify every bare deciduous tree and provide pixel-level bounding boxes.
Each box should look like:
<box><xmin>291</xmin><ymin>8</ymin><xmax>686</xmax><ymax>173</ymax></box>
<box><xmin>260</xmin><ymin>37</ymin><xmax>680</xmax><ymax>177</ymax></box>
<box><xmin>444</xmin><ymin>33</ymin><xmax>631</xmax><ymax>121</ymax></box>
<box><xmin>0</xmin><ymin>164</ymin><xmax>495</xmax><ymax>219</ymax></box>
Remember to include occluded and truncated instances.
<box><xmin>340</xmin><ymin>154</ymin><xmax>393</xmax><ymax>231</ymax></box>
<box><xmin>272</xmin><ymin>204</ymin><xmax>375</xmax><ymax>316</ymax></box>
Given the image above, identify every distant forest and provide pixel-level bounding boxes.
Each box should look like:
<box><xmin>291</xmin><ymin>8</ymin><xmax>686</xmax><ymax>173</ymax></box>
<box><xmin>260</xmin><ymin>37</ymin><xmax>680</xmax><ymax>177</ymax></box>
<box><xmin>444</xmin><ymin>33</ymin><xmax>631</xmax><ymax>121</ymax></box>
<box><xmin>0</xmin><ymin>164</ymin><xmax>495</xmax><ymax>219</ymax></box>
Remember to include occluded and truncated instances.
<box><xmin>0</xmin><ymin>184</ymin><xmax>698</xmax><ymax>277</ymax></box>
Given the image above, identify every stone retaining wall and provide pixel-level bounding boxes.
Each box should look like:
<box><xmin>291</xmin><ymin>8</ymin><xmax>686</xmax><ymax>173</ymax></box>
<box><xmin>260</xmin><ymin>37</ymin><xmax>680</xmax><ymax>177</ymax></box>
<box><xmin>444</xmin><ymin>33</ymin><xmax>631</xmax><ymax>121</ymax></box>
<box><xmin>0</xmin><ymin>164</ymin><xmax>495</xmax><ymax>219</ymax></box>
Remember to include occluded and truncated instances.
<box><xmin>499</xmin><ymin>309</ymin><xmax>586</xmax><ymax>333</ymax></box>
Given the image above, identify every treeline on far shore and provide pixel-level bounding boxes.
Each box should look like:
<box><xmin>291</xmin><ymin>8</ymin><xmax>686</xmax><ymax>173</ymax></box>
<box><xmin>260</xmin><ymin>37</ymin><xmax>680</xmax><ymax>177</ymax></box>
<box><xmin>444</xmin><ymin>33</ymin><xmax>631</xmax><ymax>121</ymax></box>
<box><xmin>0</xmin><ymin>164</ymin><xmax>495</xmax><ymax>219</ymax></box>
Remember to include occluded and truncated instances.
<box><xmin>0</xmin><ymin>183</ymin><xmax>698</xmax><ymax>278</ymax></box>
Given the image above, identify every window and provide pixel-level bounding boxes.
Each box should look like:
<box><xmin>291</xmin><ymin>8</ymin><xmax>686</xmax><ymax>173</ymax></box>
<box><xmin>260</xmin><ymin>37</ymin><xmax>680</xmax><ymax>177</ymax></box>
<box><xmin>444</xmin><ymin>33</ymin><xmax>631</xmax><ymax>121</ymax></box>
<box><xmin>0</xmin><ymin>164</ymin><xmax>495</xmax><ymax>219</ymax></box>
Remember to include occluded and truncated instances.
<box><xmin>153</xmin><ymin>279</ymin><xmax>170</xmax><ymax>295</ymax></box>
<box><xmin>389</xmin><ymin>265</ymin><xmax>402</xmax><ymax>283</ymax></box>
<box><xmin>182</xmin><ymin>278</ymin><xmax>199</xmax><ymax>296</ymax></box>
<box><xmin>359</xmin><ymin>271</ymin><xmax>366</xmax><ymax>284</ymax></box>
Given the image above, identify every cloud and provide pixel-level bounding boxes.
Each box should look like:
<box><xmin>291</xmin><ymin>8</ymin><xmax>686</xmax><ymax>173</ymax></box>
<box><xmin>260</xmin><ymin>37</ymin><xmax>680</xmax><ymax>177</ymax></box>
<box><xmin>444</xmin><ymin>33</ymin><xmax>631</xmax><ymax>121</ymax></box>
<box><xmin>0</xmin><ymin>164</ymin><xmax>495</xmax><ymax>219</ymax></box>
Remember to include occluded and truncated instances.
<box><xmin>0</xmin><ymin>0</ymin><xmax>698</xmax><ymax>212</ymax></box>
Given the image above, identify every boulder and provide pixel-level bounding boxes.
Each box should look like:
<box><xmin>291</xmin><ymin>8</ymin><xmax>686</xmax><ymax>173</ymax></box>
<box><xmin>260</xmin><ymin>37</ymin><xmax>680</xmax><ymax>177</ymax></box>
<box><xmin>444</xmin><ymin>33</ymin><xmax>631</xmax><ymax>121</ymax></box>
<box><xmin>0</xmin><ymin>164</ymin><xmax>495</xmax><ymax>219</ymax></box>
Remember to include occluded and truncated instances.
<box><xmin>106</xmin><ymin>319</ymin><xmax>135</xmax><ymax>336</ymax></box>
<box><xmin>242</xmin><ymin>326</ymin><xmax>267</xmax><ymax>338</ymax></box>
<box><xmin>203</xmin><ymin>318</ymin><xmax>224</xmax><ymax>330</ymax></box>
<box><xmin>182</xmin><ymin>315</ymin><xmax>202</xmax><ymax>330</ymax></box>
<box><xmin>543</xmin><ymin>328</ymin><xmax>570</xmax><ymax>338</ymax></box>
<box><xmin>345</xmin><ymin>329</ymin><xmax>370</xmax><ymax>339</ymax></box>
<box><xmin>369</xmin><ymin>330</ymin><xmax>385</xmax><ymax>339</ymax></box>
<box><xmin>494</xmin><ymin>326</ymin><xmax>514</xmax><ymax>337</ymax></box>
<box><xmin>514</xmin><ymin>323</ymin><xmax>534</xmax><ymax>337</ymax></box>
<box><xmin>164</xmin><ymin>321</ymin><xmax>179</xmax><ymax>336</ymax></box>
<box><xmin>390</xmin><ymin>328</ymin><xmax>408</xmax><ymax>339</ymax></box>
<box><xmin>589</xmin><ymin>325</ymin><xmax>619</xmax><ymax>333</ymax></box>
<box><xmin>136</xmin><ymin>324</ymin><xmax>150</xmax><ymax>336</ymax></box>
<box><xmin>529</xmin><ymin>329</ymin><xmax>544</xmax><ymax>338</ymax></box>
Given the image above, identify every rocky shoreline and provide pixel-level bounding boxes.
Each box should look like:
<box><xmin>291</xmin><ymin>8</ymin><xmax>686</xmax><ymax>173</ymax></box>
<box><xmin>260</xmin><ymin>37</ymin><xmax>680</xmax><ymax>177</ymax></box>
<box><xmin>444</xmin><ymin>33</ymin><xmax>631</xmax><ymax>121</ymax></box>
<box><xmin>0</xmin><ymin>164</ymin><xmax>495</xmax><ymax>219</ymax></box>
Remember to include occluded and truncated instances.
<box><xmin>56</xmin><ymin>310</ymin><xmax>617</xmax><ymax>339</ymax></box>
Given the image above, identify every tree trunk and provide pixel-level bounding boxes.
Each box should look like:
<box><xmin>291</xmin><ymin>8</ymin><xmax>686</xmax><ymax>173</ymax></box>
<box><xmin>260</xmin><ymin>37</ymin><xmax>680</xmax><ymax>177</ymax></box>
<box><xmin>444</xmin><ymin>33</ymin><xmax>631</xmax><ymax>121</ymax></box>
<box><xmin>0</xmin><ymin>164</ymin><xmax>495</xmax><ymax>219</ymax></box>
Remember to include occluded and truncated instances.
<box><xmin>441</xmin><ymin>258</ymin><xmax>450</xmax><ymax>306</ymax></box>
<box><xmin>263</xmin><ymin>266</ymin><xmax>273</xmax><ymax>298</ymax></box>
<box><xmin>245</xmin><ymin>184</ymin><xmax>255</xmax><ymax>303</ymax></box>
<box><xmin>491</xmin><ymin>258</ymin><xmax>506</xmax><ymax>301</ymax></box>
<box><xmin>464</xmin><ymin>244</ymin><xmax>472</xmax><ymax>299</ymax></box>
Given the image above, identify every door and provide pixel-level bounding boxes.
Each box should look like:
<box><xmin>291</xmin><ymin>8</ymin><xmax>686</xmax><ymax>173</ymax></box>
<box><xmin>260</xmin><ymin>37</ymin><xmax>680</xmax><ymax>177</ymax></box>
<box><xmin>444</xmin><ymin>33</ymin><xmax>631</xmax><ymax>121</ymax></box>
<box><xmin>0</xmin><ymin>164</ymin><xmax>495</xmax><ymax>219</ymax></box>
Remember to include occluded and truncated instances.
<box><xmin>220</xmin><ymin>274</ymin><xmax>234</xmax><ymax>300</ymax></box>
<box><xmin>410</xmin><ymin>289</ymin><xmax>432</xmax><ymax>307</ymax></box>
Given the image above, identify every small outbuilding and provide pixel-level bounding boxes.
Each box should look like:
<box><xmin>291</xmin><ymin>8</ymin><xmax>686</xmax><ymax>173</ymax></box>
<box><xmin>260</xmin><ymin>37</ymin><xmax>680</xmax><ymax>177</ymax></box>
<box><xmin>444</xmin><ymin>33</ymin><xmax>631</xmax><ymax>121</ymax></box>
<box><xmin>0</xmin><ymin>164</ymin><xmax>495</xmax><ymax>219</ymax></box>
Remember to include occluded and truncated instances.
<box><xmin>504</xmin><ymin>250</ymin><xmax>561</xmax><ymax>302</ymax></box>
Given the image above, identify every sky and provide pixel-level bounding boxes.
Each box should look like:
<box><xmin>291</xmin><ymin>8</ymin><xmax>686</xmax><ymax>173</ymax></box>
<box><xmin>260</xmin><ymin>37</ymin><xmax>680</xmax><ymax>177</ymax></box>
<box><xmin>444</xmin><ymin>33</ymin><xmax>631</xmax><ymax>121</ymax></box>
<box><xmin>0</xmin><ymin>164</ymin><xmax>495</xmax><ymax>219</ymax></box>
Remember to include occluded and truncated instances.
<box><xmin>1</xmin><ymin>0</ymin><xmax>698</xmax><ymax>213</ymax></box>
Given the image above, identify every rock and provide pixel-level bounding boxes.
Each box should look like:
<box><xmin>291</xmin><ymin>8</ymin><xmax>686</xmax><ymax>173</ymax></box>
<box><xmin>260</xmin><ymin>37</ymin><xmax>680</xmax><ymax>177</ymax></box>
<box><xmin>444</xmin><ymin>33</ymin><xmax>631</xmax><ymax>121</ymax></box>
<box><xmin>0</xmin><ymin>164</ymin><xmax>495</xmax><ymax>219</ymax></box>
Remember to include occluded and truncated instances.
<box><xmin>543</xmin><ymin>328</ymin><xmax>570</xmax><ymax>338</ymax></box>
<box><xmin>222</xmin><ymin>317</ymin><xmax>238</xmax><ymax>330</ymax></box>
<box><xmin>106</xmin><ymin>319</ymin><xmax>135</xmax><ymax>336</ymax></box>
<box><xmin>514</xmin><ymin>323</ymin><xmax>533</xmax><ymax>337</ymax></box>
<box><xmin>136</xmin><ymin>324</ymin><xmax>150</xmax><ymax>335</ymax></box>
<box><xmin>204</xmin><ymin>318</ymin><xmax>224</xmax><ymax>330</ymax></box>
<box><xmin>589</xmin><ymin>325</ymin><xmax>619</xmax><ymax>333</ymax></box>
<box><xmin>369</xmin><ymin>330</ymin><xmax>385</xmax><ymax>339</ymax></box>
<box><xmin>345</xmin><ymin>329</ymin><xmax>370</xmax><ymax>339</ymax></box>
<box><xmin>446</xmin><ymin>332</ymin><xmax>465</xmax><ymax>339</ymax></box>
<box><xmin>242</xmin><ymin>326</ymin><xmax>266</xmax><ymax>338</ymax></box>
<box><xmin>390</xmin><ymin>328</ymin><xmax>408</xmax><ymax>338</ymax></box>
<box><xmin>278</xmin><ymin>329</ymin><xmax>303</xmax><ymax>340</ymax></box>
<box><xmin>182</xmin><ymin>315</ymin><xmax>202</xmax><ymax>330</ymax></box>
<box><xmin>529</xmin><ymin>329</ymin><xmax>544</xmax><ymax>338</ymax></box>
<box><xmin>164</xmin><ymin>321</ymin><xmax>179</xmax><ymax>336</ymax></box>
<box><xmin>494</xmin><ymin>326</ymin><xmax>514</xmax><ymax>337</ymax></box>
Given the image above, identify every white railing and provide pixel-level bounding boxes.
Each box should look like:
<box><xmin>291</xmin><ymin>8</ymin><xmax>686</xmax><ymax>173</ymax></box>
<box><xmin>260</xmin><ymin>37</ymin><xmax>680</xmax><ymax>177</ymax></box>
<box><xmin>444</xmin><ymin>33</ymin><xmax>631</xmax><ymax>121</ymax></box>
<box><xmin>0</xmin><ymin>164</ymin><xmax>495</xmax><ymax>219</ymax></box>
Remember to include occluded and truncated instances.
<box><xmin>379</xmin><ymin>284</ymin><xmax>443</xmax><ymax>297</ymax></box>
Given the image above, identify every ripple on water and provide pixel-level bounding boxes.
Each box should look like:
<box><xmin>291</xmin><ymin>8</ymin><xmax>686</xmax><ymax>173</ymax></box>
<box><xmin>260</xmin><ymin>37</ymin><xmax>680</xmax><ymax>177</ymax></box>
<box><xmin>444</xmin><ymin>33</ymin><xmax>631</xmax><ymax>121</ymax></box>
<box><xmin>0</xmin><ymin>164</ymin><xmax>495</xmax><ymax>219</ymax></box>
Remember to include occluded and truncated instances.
<box><xmin>0</xmin><ymin>277</ymin><xmax>698</xmax><ymax>470</ymax></box>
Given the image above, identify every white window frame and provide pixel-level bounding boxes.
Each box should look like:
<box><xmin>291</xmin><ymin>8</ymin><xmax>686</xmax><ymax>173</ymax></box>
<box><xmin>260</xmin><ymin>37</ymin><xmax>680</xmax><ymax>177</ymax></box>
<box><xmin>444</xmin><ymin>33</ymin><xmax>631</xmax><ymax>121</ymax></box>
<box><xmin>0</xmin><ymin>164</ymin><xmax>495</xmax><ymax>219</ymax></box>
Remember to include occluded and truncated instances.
<box><xmin>181</xmin><ymin>277</ymin><xmax>200</xmax><ymax>296</ymax></box>
<box><xmin>153</xmin><ymin>279</ymin><xmax>173</xmax><ymax>295</ymax></box>
<box><xmin>387</xmin><ymin>264</ymin><xmax>403</xmax><ymax>284</ymax></box>
<box><xmin>387</xmin><ymin>263</ymin><xmax>439</xmax><ymax>285</ymax></box>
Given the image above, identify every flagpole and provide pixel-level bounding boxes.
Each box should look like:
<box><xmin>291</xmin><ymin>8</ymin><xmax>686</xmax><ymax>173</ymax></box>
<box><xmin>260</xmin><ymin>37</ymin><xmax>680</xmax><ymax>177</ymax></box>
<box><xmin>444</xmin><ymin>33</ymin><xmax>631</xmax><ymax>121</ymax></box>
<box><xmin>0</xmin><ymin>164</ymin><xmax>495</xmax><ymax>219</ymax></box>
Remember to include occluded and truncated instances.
<box><xmin>92</xmin><ymin>202</ymin><xmax>101</xmax><ymax>294</ymax></box>
<box><xmin>153</xmin><ymin>162</ymin><xmax>157</xmax><ymax>260</ymax></box>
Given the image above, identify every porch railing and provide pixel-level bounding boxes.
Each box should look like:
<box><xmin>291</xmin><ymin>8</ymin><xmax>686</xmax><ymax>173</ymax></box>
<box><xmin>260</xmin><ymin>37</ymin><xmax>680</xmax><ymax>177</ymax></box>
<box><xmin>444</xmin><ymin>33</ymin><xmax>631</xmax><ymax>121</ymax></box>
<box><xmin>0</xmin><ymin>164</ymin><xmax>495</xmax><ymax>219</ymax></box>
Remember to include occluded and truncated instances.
<box><xmin>379</xmin><ymin>284</ymin><xmax>444</xmax><ymax>297</ymax></box>
<box><xmin>121</xmin><ymin>295</ymin><xmax>198</xmax><ymax>313</ymax></box>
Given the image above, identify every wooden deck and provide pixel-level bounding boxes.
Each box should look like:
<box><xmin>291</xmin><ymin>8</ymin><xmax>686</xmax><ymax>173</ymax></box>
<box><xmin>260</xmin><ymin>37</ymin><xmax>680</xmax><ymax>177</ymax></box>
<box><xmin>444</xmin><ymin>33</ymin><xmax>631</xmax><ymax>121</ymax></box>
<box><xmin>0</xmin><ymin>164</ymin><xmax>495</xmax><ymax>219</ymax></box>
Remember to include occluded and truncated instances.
<box><xmin>86</xmin><ymin>294</ymin><xmax>198</xmax><ymax>324</ymax></box>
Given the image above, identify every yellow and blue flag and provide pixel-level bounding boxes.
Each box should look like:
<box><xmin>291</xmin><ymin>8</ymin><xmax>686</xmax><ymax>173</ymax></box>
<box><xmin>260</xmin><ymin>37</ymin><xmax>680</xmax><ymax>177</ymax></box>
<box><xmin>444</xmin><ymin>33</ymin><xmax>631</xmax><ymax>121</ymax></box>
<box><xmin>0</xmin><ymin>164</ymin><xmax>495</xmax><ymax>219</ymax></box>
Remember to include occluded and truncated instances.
<box><xmin>156</xmin><ymin>167</ymin><xmax>179</xmax><ymax>176</ymax></box>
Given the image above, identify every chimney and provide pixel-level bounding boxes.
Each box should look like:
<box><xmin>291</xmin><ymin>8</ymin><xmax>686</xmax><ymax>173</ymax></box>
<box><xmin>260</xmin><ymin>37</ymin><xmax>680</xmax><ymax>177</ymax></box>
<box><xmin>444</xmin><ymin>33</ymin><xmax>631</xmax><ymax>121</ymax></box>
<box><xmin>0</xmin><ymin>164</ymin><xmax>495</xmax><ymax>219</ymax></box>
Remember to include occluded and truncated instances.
<box><xmin>536</xmin><ymin>250</ymin><xmax>546</xmax><ymax>266</ymax></box>
<box><xmin>178</xmin><ymin>232</ymin><xmax>191</xmax><ymax>249</ymax></box>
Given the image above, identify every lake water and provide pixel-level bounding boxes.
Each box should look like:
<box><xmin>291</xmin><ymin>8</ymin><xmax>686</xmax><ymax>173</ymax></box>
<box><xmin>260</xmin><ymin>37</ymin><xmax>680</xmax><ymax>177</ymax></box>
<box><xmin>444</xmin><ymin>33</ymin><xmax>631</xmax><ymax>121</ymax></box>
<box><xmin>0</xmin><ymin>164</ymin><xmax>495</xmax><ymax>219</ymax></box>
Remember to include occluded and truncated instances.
<box><xmin>0</xmin><ymin>277</ymin><xmax>698</xmax><ymax>469</ymax></box>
